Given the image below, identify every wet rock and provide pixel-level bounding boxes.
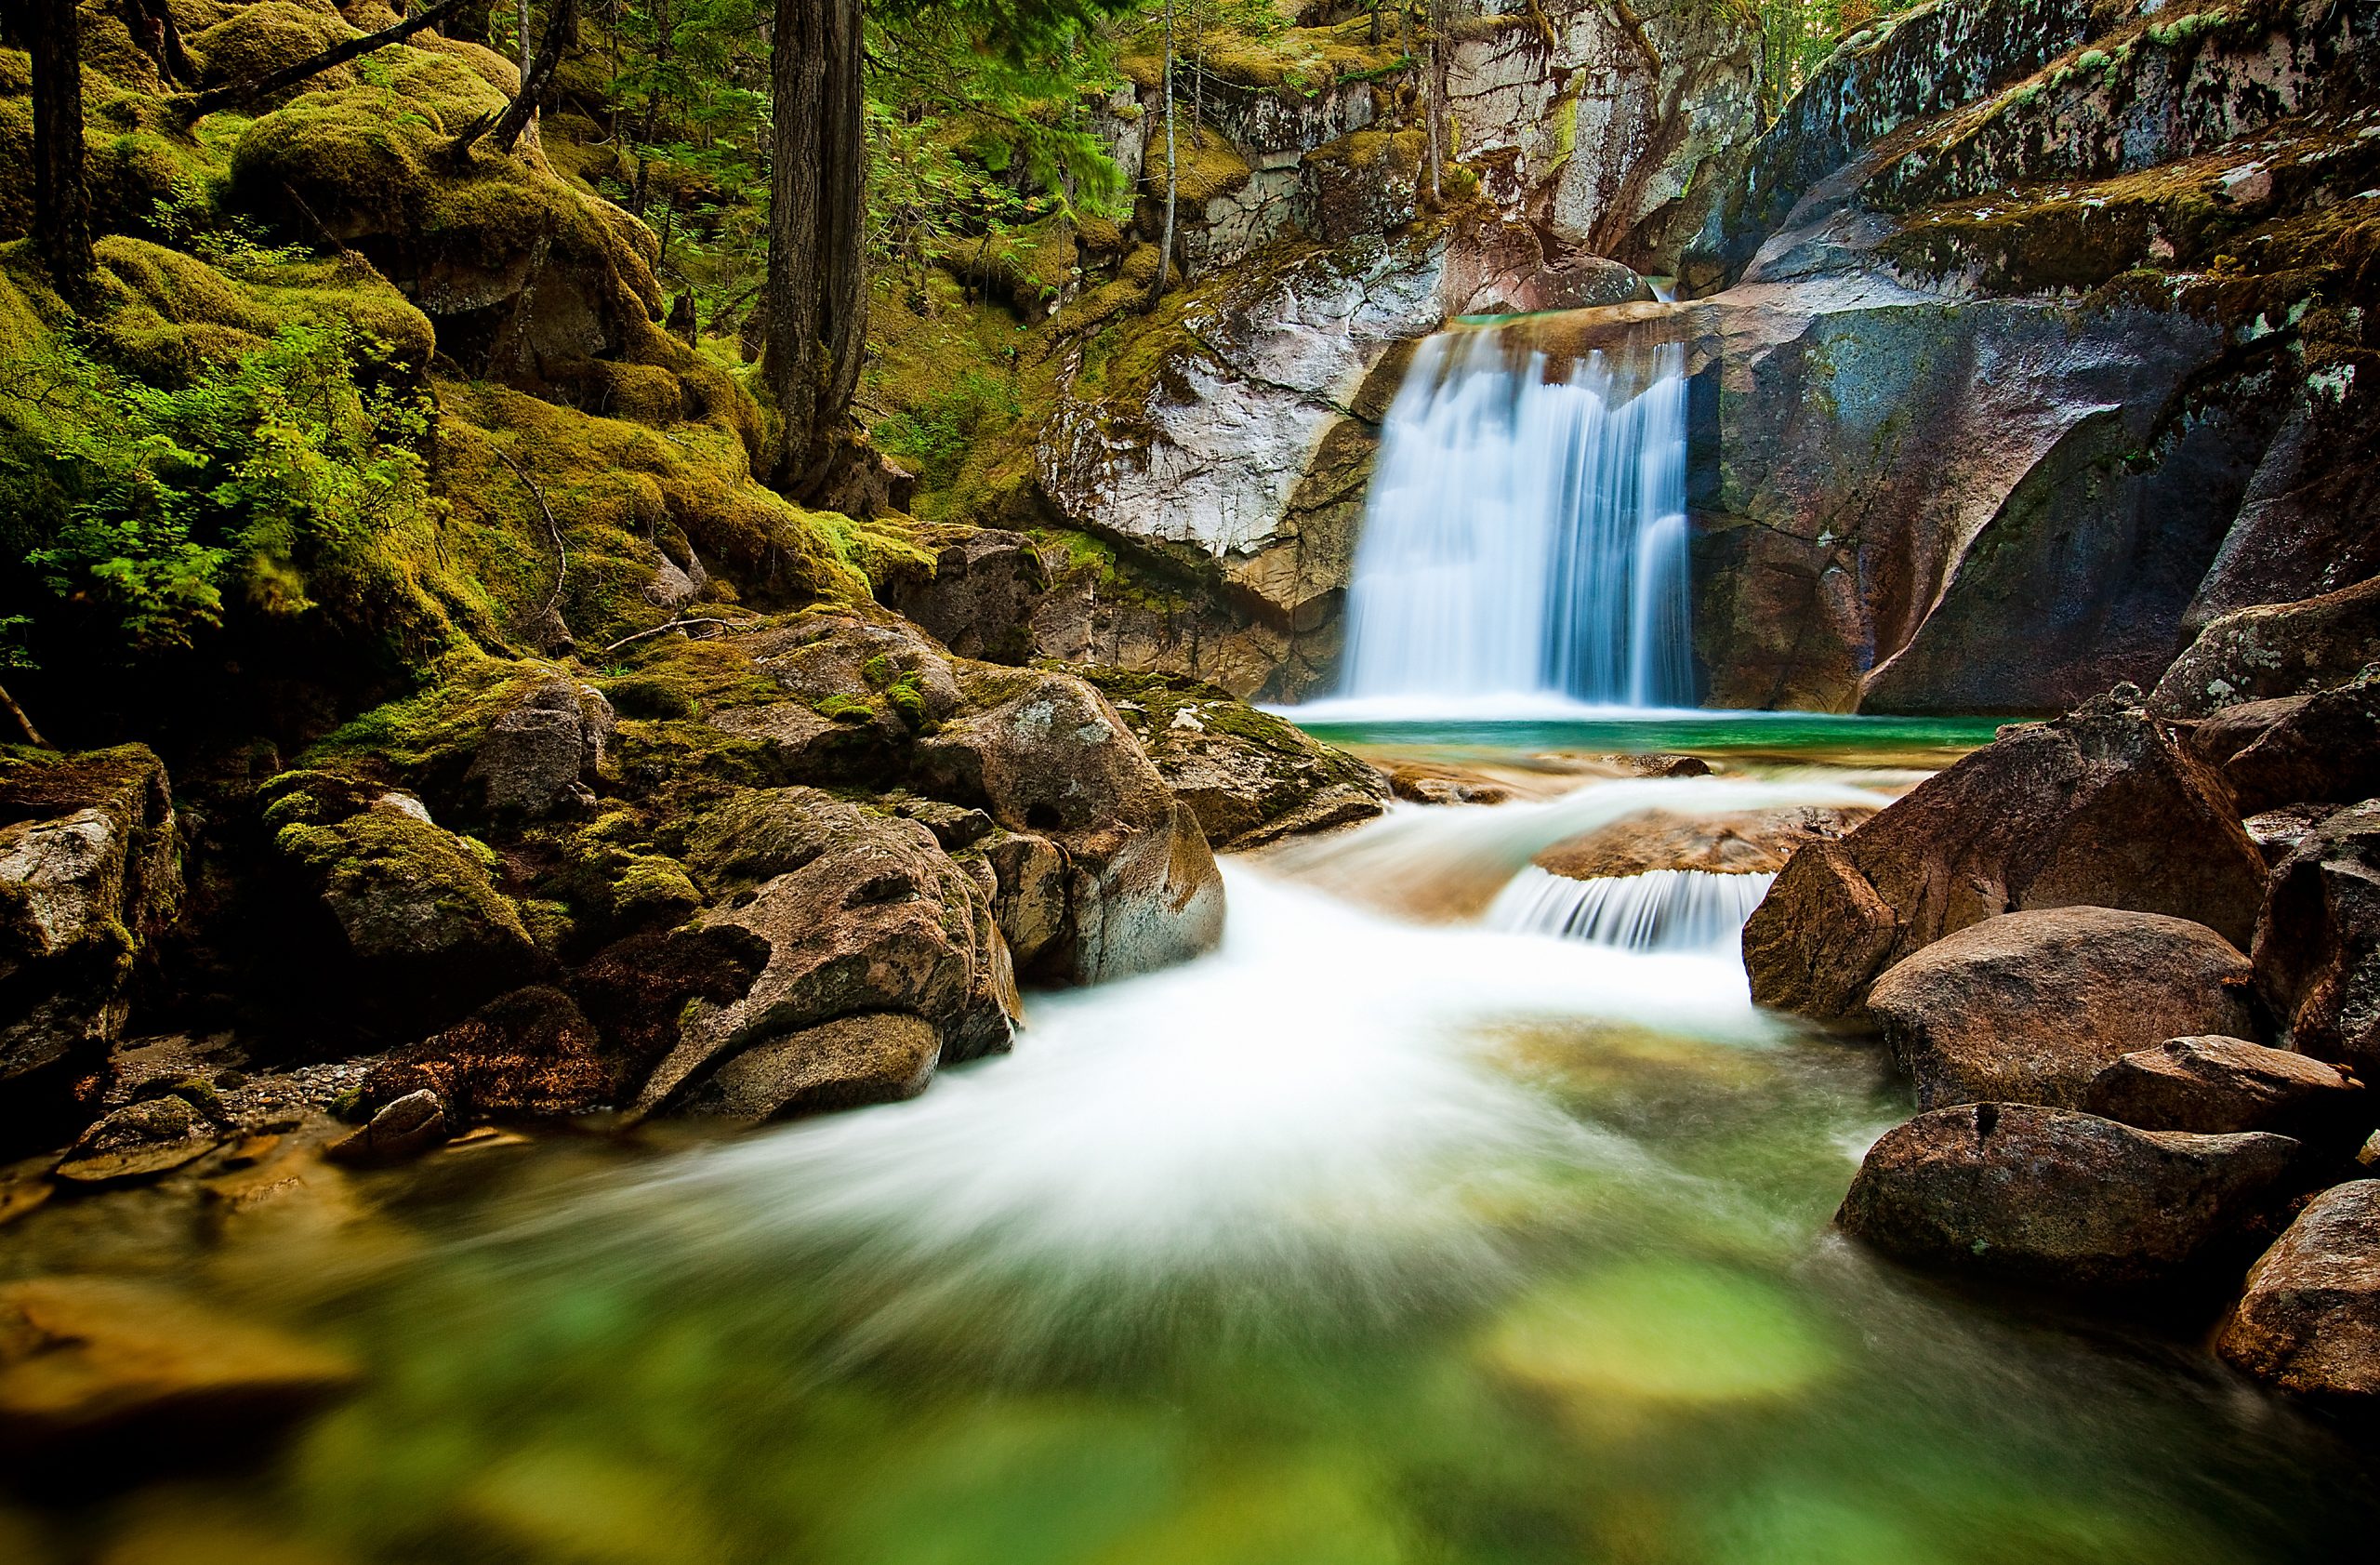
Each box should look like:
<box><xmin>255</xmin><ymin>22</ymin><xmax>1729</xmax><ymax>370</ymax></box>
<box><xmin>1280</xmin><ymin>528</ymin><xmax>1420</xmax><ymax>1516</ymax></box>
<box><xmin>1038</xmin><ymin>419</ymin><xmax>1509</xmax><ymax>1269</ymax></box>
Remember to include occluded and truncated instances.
<box><xmin>460</xmin><ymin>677</ymin><xmax>615</xmax><ymax>819</ymax></box>
<box><xmin>1743</xmin><ymin>697</ymin><xmax>2267</xmax><ymax>1020</ymax></box>
<box><xmin>1082</xmin><ymin>669</ymin><xmax>1389</xmax><ymax>851</ymax></box>
<box><xmin>1868</xmin><ymin>908</ymin><xmax>2258</xmax><ymax>1110</ymax></box>
<box><xmin>261</xmin><ymin>776</ymin><xmax>538</xmax><ymax>1036</ymax></box>
<box><xmin>1387</xmin><ymin>764</ymin><xmax>1513</xmax><ymax>806</ymax></box>
<box><xmin>2154</xmin><ymin>577</ymin><xmax>2380</xmax><ymax>720</ymax></box>
<box><xmin>2219</xmin><ymin>1179</ymin><xmax>2380</xmax><ymax>1405</ymax></box>
<box><xmin>678</xmin><ymin>1013</ymin><xmax>941</xmax><ymax>1121</ymax></box>
<box><xmin>641</xmin><ymin>789</ymin><xmax>1017</xmax><ymax>1115</ymax></box>
<box><xmin>2253</xmin><ymin>802</ymin><xmax>2380</xmax><ymax>1077</ymax></box>
<box><xmin>1836</xmin><ymin>1102</ymin><xmax>2303</xmax><ymax>1292</ymax></box>
<box><xmin>0</xmin><ymin>1276</ymin><xmax>356</xmax><ymax>1458</ymax></box>
<box><xmin>360</xmin><ymin>985</ymin><xmax>618</xmax><ymax>1121</ymax></box>
<box><xmin>972</xmin><ymin>829</ymin><xmax>1070</xmax><ymax>970</ymax></box>
<box><xmin>2085</xmin><ymin>1037</ymin><xmax>2364</xmax><ymax>1142</ymax></box>
<box><xmin>1536</xmin><ymin>804</ymin><xmax>1873</xmax><ymax>881</ymax></box>
<box><xmin>917</xmin><ymin>668</ymin><xmax>1225</xmax><ymax>982</ymax></box>
<box><xmin>563</xmin><ymin>924</ymin><xmax>771</xmax><ymax>1093</ymax></box>
<box><xmin>2184</xmin><ymin>685</ymin><xmax>2380</xmax><ymax>816</ymax></box>
<box><xmin>1</xmin><ymin>746</ymin><xmax>180</xmax><ymax>1112</ymax></box>
<box><xmin>52</xmin><ymin>1094</ymin><xmax>223</xmax><ymax>1186</ymax></box>
<box><xmin>325</xmin><ymin>1089</ymin><xmax>450</xmax><ymax>1165</ymax></box>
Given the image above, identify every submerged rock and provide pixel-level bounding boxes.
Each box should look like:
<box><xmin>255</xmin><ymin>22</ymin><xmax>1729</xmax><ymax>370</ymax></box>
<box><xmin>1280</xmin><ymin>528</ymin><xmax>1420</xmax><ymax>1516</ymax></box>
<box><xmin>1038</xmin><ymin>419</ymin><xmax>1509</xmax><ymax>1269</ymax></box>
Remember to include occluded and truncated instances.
<box><xmin>0</xmin><ymin>1276</ymin><xmax>356</xmax><ymax>1459</ymax></box>
<box><xmin>1743</xmin><ymin>697</ymin><xmax>2266</xmax><ymax>1021</ymax></box>
<box><xmin>1867</xmin><ymin>908</ymin><xmax>2259</xmax><ymax>1110</ymax></box>
<box><xmin>1535</xmin><ymin>804</ymin><xmax>1873</xmax><ymax>881</ymax></box>
<box><xmin>0</xmin><ymin>746</ymin><xmax>180</xmax><ymax>1115</ymax></box>
<box><xmin>2085</xmin><ymin>1037</ymin><xmax>2365</xmax><ymax>1143</ymax></box>
<box><xmin>1836</xmin><ymin>1103</ymin><xmax>2302</xmax><ymax>1291</ymax></box>
<box><xmin>51</xmin><ymin>1094</ymin><xmax>223</xmax><ymax>1185</ymax></box>
<box><xmin>2219</xmin><ymin>1179</ymin><xmax>2380</xmax><ymax>1405</ymax></box>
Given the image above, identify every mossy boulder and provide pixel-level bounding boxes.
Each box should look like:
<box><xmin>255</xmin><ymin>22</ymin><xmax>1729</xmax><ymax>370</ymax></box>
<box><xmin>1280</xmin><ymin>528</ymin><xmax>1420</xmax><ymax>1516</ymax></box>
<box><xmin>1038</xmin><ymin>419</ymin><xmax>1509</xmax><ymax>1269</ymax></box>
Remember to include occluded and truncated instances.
<box><xmin>258</xmin><ymin>769</ymin><xmax>536</xmax><ymax>1033</ymax></box>
<box><xmin>0</xmin><ymin>745</ymin><xmax>181</xmax><ymax>1116</ymax></box>
<box><xmin>191</xmin><ymin>2</ymin><xmax>359</xmax><ymax>103</ymax></box>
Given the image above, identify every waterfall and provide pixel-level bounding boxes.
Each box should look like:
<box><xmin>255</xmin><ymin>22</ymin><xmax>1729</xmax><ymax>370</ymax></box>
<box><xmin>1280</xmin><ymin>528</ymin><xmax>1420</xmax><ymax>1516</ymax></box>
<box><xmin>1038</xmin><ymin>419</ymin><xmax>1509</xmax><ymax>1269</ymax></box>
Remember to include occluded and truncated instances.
<box><xmin>1487</xmin><ymin>867</ymin><xmax>1775</xmax><ymax>952</ymax></box>
<box><xmin>1334</xmin><ymin>326</ymin><xmax>1694</xmax><ymax>708</ymax></box>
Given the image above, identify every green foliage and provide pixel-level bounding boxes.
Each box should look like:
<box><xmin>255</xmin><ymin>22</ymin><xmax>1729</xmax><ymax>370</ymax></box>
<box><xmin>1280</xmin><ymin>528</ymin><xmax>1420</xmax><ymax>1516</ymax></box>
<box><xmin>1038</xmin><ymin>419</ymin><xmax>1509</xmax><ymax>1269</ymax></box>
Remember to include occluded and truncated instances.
<box><xmin>0</xmin><ymin>323</ymin><xmax>434</xmax><ymax>662</ymax></box>
<box><xmin>871</xmin><ymin>369</ymin><xmax>1023</xmax><ymax>490</ymax></box>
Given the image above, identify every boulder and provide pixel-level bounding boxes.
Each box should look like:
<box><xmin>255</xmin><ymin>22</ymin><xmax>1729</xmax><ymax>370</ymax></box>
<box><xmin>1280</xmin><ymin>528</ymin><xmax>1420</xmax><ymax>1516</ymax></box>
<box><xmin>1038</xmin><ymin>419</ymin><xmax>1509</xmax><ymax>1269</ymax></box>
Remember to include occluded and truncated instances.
<box><xmin>1836</xmin><ymin>1102</ymin><xmax>2304</xmax><ymax>1291</ymax></box>
<box><xmin>1536</xmin><ymin>804</ymin><xmax>1874</xmax><ymax>881</ymax></box>
<box><xmin>0</xmin><ymin>1276</ymin><xmax>356</xmax><ymax>1458</ymax></box>
<box><xmin>459</xmin><ymin>677</ymin><xmax>615</xmax><ymax>819</ymax></box>
<box><xmin>2253</xmin><ymin>802</ymin><xmax>2380</xmax><ymax>1077</ymax></box>
<box><xmin>638</xmin><ymin>789</ymin><xmax>1018</xmax><ymax>1115</ymax></box>
<box><xmin>2085</xmin><ymin>1037</ymin><xmax>2365</xmax><ymax>1143</ymax></box>
<box><xmin>2184</xmin><ymin>685</ymin><xmax>2380</xmax><ymax>816</ymax></box>
<box><xmin>0</xmin><ymin>746</ymin><xmax>180</xmax><ymax>1110</ymax></box>
<box><xmin>259</xmin><ymin>773</ymin><xmax>538</xmax><ymax>1034</ymax></box>
<box><xmin>879</xmin><ymin>530</ymin><xmax>1056</xmax><ymax>665</ymax></box>
<box><xmin>1867</xmin><ymin>908</ymin><xmax>2258</xmax><ymax>1110</ymax></box>
<box><xmin>51</xmin><ymin>1093</ymin><xmax>223</xmax><ymax>1185</ymax></box>
<box><xmin>1081</xmin><ymin>668</ymin><xmax>1389</xmax><ymax>851</ymax></box>
<box><xmin>917</xmin><ymin>668</ymin><xmax>1225</xmax><ymax>982</ymax></box>
<box><xmin>360</xmin><ymin>985</ymin><xmax>620</xmax><ymax>1121</ymax></box>
<box><xmin>2219</xmin><ymin>1179</ymin><xmax>2380</xmax><ymax>1405</ymax></box>
<box><xmin>676</xmin><ymin>1013</ymin><xmax>941</xmax><ymax>1122</ymax></box>
<box><xmin>1742</xmin><ymin>696</ymin><xmax>2268</xmax><ymax>1021</ymax></box>
<box><xmin>2153</xmin><ymin>577</ymin><xmax>2380</xmax><ymax>720</ymax></box>
<box><xmin>325</xmin><ymin>1088</ymin><xmax>450</xmax><ymax>1165</ymax></box>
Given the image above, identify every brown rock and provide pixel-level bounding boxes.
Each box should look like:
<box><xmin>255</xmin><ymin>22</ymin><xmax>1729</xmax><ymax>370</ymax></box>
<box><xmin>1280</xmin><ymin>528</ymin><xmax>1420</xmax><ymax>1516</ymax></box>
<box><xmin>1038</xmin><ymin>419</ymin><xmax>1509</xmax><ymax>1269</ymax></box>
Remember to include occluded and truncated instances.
<box><xmin>1535</xmin><ymin>804</ymin><xmax>1874</xmax><ymax>881</ymax></box>
<box><xmin>460</xmin><ymin>677</ymin><xmax>615</xmax><ymax>819</ymax></box>
<box><xmin>0</xmin><ymin>1277</ymin><xmax>356</xmax><ymax>1457</ymax></box>
<box><xmin>2085</xmin><ymin>1036</ymin><xmax>2364</xmax><ymax>1140</ymax></box>
<box><xmin>2185</xmin><ymin>685</ymin><xmax>2380</xmax><ymax>816</ymax></box>
<box><xmin>678</xmin><ymin>1013</ymin><xmax>940</xmax><ymax>1121</ymax></box>
<box><xmin>2152</xmin><ymin>577</ymin><xmax>2380</xmax><ymax>720</ymax></box>
<box><xmin>52</xmin><ymin>1095</ymin><xmax>222</xmax><ymax>1185</ymax></box>
<box><xmin>640</xmin><ymin>789</ymin><xmax>1017</xmax><ymax>1114</ymax></box>
<box><xmin>1743</xmin><ymin>696</ymin><xmax>2267</xmax><ymax>1020</ymax></box>
<box><xmin>879</xmin><ymin>529</ymin><xmax>1056</xmax><ymax>665</ymax></box>
<box><xmin>325</xmin><ymin>1089</ymin><xmax>450</xmax><ymax>1165</ymax></box>
<box><xmin>2218</xmin><ymin>1179</ymin><xmax>2380</xmax><ymax>1404</ymax></box>
<box><xmin>2254</xmin><ymin>801</ymin><xmax>2380</xmax><ymax>1077</ymax></box>
<box><xmin>362</xmin><ymin>985</ymin><xmax>621</xmax><ymax>1121</ymax></box>
<box><xmin>1836</xmin><ymin>1103</ymin><xmax>2303</xmax><ymax>1291</ymax></box>
<box><xmin>1868</xmin><ymin>908</ymin><xmax>2258</xmax><ymax>1110</ymax></box>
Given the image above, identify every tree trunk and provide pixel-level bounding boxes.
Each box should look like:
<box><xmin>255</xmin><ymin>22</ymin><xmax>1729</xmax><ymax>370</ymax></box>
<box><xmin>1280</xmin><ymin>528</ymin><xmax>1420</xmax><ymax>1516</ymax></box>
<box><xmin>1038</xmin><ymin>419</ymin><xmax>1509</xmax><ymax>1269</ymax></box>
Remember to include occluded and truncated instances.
<box><xmin>1144</xmin><ymin>0</ymin><xmax>1178</xmax><ymax>312</ymax></box>
<box><xmin>0</xmin><ymin>681</ymin><xmax>47</xmax><ymax>749</ymax></box>
<box><xmin>1423</xmin><ymin>0</ymin><xmax>1444</xmax><ymax>204</ymax></box>
<box><xmin>453</xmin><ymin>0</ymin><xmax>576</xmax><ymax>159</ymax></box>
<box><xmin>27</xmin><ymin>0</ymin><xmax>92</xmax><ymax>307</ymax></box>
<box><xmin>762</xmin><ymin>0</ymin><xmax>865</xmax><ymax>496</ymax></box>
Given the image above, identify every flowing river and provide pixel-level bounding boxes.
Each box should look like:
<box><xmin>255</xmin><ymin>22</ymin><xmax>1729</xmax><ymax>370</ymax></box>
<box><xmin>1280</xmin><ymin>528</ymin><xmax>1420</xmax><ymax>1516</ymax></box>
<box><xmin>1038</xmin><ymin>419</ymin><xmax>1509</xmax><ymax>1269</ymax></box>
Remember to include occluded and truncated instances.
<box><xmin>33</xmin><ymin>719</ymin><xmax>2374</xmax><ymax>1565</ymax></box>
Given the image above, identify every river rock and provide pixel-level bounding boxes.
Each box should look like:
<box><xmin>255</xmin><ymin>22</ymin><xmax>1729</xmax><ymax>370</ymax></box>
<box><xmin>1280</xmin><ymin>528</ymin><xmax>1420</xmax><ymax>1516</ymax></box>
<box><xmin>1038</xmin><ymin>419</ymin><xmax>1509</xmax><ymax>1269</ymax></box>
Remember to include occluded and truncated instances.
<box><xmin>51</xmin><ymin>1093</ymin><xmax>224</xmax><ymax>1185</ymax></box>
<box><xmin>2185</xmin><ymin>685</ymin><xmax>2380</xmax><ymax>816</ymax></box>
<box><xmin>879</xmin><ymin>528</ymin><xmax>1056</xmax><ymax>666</ymax></box>
<box><xmin>676</xmin><ymin>1012</ymin><xmax>941</xmax><ymax>1121</ymax></box>
<box><xmin>0</xmin><ymin>1276</ymin><xmax>357</xmax><ymax>1457</ymax></box>
<box><xmin>2153</xmin><ymin>573</ymin><xmax>2380</xmax><ymax>722</ymax></box>
<box><xmin>916</xmin><ymin>667</ymin><xmax>1225</xmax><ymax>983</ymax></box>
<box><xmin>260</xmin><ymin>772</ymin><xmax>538</xmax><ymax>1035</ymax></box>
<box><xmin>2253</xmin><ymin>801</ymin><xmax>2380</xmax><ymax>1077</ymax></box>
<box><xmin>1082</xmin><ymin>669</ymin><xmax>1389</xmax><ymax>851</ymax></box>
<box><xmin>638</xmin><ymin>789</ymin><xmax>1017</xmax><ymax>1115</ymax></box>
<box><xmin>325</xmin><ymin>1088</ymin><xmax>450</xmax><ymax>1165</ymax></box>
<box><xmin>1536</xmin><ymin>804</ymin><xmax>1873</xmax><ymax>881</ymax></box>
<box><xmin>2085</xmin><ymin>1037</ymin><xmax>2365</xmax><ymax>1143</ymax></box>
<box><xmin>1836</xmin><ymin>1103</ymin><xmax>2304</xmax><ymax>1291</ymax></box>
<box><xmin>1743</xmin><ymin>696</ymin><xmax>2267</xmax><ymax>1020</ymax></box>
<box><xmin>1868</xmin><ymin>908</ymin><xmax>2258</xmax><ymax>1110</ymax></box>
<box><xmin>1</xmin><ymin>745</ymin><xmax>180</xmax><ymax>1111</ymax></box>
<box><xmin>360</xmin><ymin>985</ymin><xmax>619</xmax><ymax>1121</ymax></box>
<box><xmin>2219</xmin><ymin>1179</ymin><xmax>2380</xmax><ymax>1405</ymax></box>
<box><xmin>460</xmin><ymin>677</ymin><xmax>615</xmax><ymax>819</ymax></box>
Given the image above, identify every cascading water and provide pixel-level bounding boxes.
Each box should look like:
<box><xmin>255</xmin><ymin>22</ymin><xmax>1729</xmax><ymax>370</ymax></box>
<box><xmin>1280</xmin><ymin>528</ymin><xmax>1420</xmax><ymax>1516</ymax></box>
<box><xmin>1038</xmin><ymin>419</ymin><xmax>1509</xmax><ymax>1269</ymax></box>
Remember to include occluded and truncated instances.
<box><xmin>1333</xmin><ymin>325</ymin><xmax>1694</xmax><ymax>708</ymax></box>
<box><xmin>1488</xmin><ymin>867</ymin><xmax>1777</xmax><ymax>952</ymax></box>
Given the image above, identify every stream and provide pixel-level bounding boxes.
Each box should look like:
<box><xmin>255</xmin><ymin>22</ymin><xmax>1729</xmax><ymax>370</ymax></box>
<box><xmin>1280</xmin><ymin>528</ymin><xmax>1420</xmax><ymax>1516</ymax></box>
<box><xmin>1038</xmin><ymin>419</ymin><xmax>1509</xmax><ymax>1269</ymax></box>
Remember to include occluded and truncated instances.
<box><xmin>30</xmin><ymin>722</ymin><xmax>2376</xmax><ymax>1565</ymax></box>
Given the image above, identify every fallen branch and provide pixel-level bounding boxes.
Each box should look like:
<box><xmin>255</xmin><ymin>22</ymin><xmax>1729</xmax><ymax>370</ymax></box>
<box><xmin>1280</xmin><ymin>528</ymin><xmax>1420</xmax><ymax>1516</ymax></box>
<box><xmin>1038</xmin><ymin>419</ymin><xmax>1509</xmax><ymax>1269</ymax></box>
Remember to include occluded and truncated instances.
<box><xmin>449</xmin><ymin>0</ymin><xmax>576</xmax><ymax>159</ymax></box>
<box><xmin>492</xmin><ymin>444</ymin><xmax>569</xmax><ymax>622</ymax></box>
<box><xmin>600</xmin><ymin>617</ymin><xmax>754</xmax><ymax>656</ymax></box>
<box><xmin>175</xmin><ymin>0</ymin><xmax>471</xmax><ymax>121</ymax></box>
<box><xmin>0</xmin><ymin>680</ymin><xmax>48</xmax><ymax>748</ymax></box>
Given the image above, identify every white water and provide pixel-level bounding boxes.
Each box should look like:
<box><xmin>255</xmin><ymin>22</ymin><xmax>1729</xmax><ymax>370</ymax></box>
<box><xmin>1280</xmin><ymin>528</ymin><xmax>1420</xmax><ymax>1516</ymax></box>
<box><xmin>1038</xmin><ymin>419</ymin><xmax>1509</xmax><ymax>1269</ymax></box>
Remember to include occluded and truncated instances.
<box><xmin>1333</xmin><ymin>326</ymin><xmax>1694</xmax><ymax>708</ymax></box>
<box><xmin>1488</xmin><ymin>867</ymin><xmax>1777</xmax><ymax>952</ymax></box>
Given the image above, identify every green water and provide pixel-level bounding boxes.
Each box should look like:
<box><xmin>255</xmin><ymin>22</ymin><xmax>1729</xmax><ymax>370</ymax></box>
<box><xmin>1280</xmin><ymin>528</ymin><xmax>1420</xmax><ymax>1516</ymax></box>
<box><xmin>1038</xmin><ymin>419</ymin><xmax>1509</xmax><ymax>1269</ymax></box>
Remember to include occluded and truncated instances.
<box><xmin>7</xmin><ymin>727</ymin><xmax>2373</xmax><ymax>1565</ymax></box>
<box><xmin>1287</xmin><ymin>710</ymin><xmax>2012</xmax><ymax>771</ymax></box>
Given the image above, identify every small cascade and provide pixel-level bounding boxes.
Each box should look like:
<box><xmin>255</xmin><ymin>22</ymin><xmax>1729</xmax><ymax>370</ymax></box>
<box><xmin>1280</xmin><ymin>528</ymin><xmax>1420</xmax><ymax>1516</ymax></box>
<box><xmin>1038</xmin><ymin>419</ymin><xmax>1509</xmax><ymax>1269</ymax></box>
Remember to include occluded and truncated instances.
<box><xmin>1335</xmin><ymin>325</ymin><xmax>1694</xmax><ymax>707</ymax></box>
<box><xmin>1487</xmin><ymin>867</ymin><xmax>1775</xmax><ymax>952</ymax></box>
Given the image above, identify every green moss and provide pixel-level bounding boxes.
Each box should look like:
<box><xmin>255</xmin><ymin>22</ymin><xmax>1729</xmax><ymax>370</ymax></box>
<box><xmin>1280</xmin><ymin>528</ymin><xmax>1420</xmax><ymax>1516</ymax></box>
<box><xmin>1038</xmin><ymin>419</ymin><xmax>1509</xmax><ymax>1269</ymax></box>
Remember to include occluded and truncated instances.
<box><xmin>813</xmin><ymin>693</ymin><xmax>874</xmax><ymax>723</ymax></box>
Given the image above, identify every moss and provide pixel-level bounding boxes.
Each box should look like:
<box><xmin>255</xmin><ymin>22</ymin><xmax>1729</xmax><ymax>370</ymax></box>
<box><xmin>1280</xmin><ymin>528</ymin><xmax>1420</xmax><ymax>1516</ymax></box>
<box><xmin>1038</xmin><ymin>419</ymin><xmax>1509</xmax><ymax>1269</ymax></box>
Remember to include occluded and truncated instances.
<box><xmin>191</xmin><ymin>3</ymin><xmax>360</xmax><ymax>99</ymax></box>
<box><xmin>813</xmin><ymin>693</ymin><xmax>874</xmax><ymax>723</ymax></box>
<box><xmin>1143</xmin><ymin>125</ymin><xmax>1252</xmax><ymax>206</ymax></box>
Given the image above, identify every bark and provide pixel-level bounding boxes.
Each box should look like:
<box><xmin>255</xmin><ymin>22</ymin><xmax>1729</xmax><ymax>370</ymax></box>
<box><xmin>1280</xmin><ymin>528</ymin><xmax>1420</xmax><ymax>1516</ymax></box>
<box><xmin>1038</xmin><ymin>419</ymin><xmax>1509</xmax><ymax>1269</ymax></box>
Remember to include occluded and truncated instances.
<box><xmin>1423</xmin><ymin>0</ymin><xmax>1443</xmax><ymax>204</ymax></box>
<box><xmin>1144</xmin><ymin>0</ymin><xmax>1178</xmax><ymax>312</ymax></box>
<box><xmin>28</xmin><ymin>0</ymin><xmax>92</xmax><ymax>307</ymax></box>
<box><xmin>126</xmin><ymin>0</ymin><xmax>197</xmax><ymax>86</ymax></box>
<box><xmin>762</xmin><ymin>0</ymin><xmax>866</xmax><ymax>495</ymax></box>
<box><xmin>0</xmin><ymin>681</ymin><xmax>48</xmax><ymax>749</ymax></box>
<box><xmin>178</xmin><ymin>0</ymin><xmax>475</xmax><ymax>119</ymax></box>
<box><xmin>467</xmin><ymin>0</ymin><xmax>578</xmax><ymax>156</ymax></box>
